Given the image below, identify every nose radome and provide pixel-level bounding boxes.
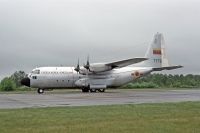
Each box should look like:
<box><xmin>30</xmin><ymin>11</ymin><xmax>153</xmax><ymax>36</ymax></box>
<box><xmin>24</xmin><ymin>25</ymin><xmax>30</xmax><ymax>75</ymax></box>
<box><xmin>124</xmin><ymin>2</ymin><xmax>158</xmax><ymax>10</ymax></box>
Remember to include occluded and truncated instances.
<box><xmin>21</xmin><ymin>77</ymin><xmax>30</xmax><ymax>87</ymax></box>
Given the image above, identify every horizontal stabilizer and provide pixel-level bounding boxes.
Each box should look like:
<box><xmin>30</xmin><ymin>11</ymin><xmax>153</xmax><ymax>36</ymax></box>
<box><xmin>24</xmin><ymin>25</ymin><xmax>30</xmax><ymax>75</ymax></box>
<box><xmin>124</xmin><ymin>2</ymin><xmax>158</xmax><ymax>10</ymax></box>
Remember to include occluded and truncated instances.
<box><xmin>106</xmin><ymin>57</ymin><xmax>148</xmax><ymax>68</ymax></box>
<box><xmin>153</xmin><ymin>65</ymin><xmax>183</xmax><ymax>71</ymax></box>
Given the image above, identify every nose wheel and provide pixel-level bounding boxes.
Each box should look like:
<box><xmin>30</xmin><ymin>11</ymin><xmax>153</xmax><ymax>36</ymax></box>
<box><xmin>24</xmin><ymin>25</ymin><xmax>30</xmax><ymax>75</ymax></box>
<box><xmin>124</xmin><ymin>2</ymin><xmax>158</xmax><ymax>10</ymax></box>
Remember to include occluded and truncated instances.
<box><xmin>37</xmin><ymin>88</ymin><xmax>44</xmax><ymax>94</ymax></box>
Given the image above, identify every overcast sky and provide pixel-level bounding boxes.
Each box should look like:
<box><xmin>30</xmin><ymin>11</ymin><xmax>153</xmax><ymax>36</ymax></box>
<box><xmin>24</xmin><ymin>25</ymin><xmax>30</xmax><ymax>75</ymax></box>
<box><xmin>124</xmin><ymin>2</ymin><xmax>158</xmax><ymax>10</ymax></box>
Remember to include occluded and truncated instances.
<box><xmin>0</xmin><ymin>0</ymin><xmax>200</xmax><ymax>79</ymax></box>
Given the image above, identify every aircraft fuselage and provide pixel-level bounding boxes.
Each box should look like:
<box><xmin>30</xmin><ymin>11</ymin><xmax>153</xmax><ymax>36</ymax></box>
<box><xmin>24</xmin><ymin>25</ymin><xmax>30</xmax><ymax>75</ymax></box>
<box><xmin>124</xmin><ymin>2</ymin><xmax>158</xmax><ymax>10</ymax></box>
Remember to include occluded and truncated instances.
<box><xmin>27</xmin><ymin>66</ymin><xmax>152</xmax><ymax>89</ymax></box>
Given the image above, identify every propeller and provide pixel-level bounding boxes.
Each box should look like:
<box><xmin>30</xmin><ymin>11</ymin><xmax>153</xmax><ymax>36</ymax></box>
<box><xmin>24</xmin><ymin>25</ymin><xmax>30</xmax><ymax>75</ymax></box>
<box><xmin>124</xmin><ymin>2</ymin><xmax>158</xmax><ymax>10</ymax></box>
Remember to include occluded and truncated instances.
<box><xmin>74</xmin><ymin>58</ymin><xmax>80</xmax><ymax>73</ymax></box>
<box><xmin>84</xmin><ymin>55</ymin><xmax>90</xmax><ymax>70</ymax></box>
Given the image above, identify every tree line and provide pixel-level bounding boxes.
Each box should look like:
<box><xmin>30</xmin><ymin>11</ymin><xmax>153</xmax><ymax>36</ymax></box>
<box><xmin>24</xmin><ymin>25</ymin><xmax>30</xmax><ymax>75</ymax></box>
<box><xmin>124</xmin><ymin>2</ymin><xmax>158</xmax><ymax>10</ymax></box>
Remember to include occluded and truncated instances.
<box><xmin>0</xmin><ymin>71</ymin><xmax>27</xmax><ymax>91</ymax></box>
<box><xmin>0</xmin><ymin>71</ymin><xmax>200</xmax><ymax>91</ymax></box>
<box><xmin>124</xmin><ymin>74</ymin><xmax>200</xmax><ymax>88</ymax></box>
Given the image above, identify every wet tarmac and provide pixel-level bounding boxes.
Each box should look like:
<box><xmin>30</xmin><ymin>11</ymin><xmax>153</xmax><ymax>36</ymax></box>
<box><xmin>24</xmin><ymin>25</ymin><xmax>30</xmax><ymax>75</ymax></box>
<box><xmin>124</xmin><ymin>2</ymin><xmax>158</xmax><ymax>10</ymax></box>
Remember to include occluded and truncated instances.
<box><xmin>0</xmin><ymin>89</ymin><xmax>200</xmax><ymax>109</ymax></box>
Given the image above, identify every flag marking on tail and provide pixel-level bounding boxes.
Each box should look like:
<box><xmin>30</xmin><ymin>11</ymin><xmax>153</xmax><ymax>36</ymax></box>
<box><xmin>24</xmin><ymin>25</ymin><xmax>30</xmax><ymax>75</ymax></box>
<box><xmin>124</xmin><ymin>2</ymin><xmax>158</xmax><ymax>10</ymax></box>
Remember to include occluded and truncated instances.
<box><xmin>153</xmin><ymin>49</ymin><xmax>161</xmax><ymax>55</ymax></box>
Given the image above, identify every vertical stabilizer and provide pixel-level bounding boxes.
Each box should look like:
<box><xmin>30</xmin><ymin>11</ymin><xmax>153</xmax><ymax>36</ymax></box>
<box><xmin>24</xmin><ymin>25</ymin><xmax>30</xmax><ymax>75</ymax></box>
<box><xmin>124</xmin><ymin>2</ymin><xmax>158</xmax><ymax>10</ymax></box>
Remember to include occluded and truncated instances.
<box><xmin>135</xmin><ymin>33</ymin><xmax>182</xmax><ymax>70</ymax></box>
<box><xmin>143</xmin><ymin>33</ymin><xmax>169</xmax><ymax>68</ymax></box>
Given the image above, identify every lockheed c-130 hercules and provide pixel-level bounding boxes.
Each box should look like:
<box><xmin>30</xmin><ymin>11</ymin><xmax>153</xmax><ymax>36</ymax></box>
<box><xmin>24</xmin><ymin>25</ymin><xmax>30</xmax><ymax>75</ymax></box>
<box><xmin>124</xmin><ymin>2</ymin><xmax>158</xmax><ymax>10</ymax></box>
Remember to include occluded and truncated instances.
<box><xmin>21</xmin><ymin>33</ymin><xmax>183</xmax><ymax>94</ymax></box>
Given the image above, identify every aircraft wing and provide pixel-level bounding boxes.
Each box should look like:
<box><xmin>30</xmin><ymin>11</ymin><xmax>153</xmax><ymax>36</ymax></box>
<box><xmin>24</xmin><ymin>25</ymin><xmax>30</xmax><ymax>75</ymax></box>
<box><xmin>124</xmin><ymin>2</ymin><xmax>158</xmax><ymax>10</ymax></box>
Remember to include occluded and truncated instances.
<box><xmin>79</xmin><ymin>57</ymin><xmax>148</xmax><ymax>74</ymax></box>
<box><xmin>153</xmin><ymin>65</ymin><xmax>183</xmax><ymax>71</ymax></box>
<box><xmin>105</xmin><ymin>57</ymin><xmax>148</xmax><ymax>68</ymax></box>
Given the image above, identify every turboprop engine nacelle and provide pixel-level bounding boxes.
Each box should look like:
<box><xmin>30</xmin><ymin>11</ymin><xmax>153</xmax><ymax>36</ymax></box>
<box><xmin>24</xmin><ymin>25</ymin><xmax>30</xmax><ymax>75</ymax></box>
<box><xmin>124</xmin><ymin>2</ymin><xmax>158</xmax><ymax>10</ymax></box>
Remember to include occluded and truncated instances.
<box><xmin>79</xmin><ymin>63</ymin><xmax>112</xmax><ymax>74</ymax></box>
<box><xmin>89</xmin><ymin>63</ymin><xmax>112</xmax><ymax>73</ymax></box>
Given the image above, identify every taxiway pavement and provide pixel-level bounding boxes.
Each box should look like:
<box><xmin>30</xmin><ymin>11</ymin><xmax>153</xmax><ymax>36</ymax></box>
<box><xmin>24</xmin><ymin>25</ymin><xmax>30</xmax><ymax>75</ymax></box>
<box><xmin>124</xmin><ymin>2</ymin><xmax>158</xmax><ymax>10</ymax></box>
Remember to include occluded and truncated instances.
<box><xmin>0</xmin><ymin>89</ymin><xmax>200</xmax><ymax>109</ymax></box>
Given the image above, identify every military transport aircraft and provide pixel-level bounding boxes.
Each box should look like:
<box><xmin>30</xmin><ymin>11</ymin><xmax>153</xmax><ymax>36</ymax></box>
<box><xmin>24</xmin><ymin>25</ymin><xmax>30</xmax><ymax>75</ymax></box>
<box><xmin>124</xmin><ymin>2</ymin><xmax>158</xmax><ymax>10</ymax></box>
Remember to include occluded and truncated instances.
<box><xmin>21</xmin><ymin>33</ymin><xmax>182</xmax><ymax>94</ymax></box>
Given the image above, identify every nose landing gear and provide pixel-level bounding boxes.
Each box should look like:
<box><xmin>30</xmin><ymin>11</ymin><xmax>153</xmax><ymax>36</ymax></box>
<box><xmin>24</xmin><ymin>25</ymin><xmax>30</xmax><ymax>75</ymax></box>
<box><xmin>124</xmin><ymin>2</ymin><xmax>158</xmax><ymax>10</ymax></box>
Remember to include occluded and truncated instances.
<box><xmin>37</xmin><ymin>88</ymin><xmax>44</xmax><ymax>94</ymax></box>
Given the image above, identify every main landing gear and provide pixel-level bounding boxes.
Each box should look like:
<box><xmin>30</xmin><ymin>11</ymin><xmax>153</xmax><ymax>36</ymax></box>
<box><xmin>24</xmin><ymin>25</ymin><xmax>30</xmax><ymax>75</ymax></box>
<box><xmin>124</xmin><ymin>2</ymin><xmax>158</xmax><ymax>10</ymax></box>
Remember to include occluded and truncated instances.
<box><xmin>82</xmin><ymin>87</ymin><xmax>90</xmax><ymax>92</ymax></box>
<box><xmin>98</xmin><ymin>89</ymin><xmax>105</xmax><ymax>92</ymax></box>
<box><xmin>81</xmin><ymin>88</ymin><xmax>105</xmax><ymax>93</ymax></box>
<box><xmin>37</xmin><ymin>88</ymin><xmax>44</xmax><ymax>94</ymax></box>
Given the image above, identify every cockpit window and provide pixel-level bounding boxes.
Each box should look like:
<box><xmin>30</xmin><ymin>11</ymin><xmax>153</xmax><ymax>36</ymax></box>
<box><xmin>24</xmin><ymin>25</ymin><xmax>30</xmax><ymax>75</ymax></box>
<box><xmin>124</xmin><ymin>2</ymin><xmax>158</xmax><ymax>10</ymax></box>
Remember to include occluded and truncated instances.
<box><xmin>32</xmin><ymin>69</ymin><xmax>40</xmax><ymax>74</ymax></box>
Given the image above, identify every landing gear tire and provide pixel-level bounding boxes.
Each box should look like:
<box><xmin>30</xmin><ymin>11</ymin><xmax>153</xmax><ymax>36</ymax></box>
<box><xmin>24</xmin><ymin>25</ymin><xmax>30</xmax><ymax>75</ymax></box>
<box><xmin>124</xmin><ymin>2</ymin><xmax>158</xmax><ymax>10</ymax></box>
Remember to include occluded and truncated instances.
<box><xmin>90</xmin><ymin>89</ymin><xmax>97</xmax><ymax>93</ymax></box>
<box><xmin>82</xmin><ymin>88</ymin><xmax>89</xmax><ymax>93</ymax></box>
<box><xmin>98</xmin><ymin>89</ymin><xmax>105</xmax><ymax>93</ymax></box>
<box><xmin>37</xmin><ymin>88</ymin><xmax>44</xmax><ymax>94</ymax></box>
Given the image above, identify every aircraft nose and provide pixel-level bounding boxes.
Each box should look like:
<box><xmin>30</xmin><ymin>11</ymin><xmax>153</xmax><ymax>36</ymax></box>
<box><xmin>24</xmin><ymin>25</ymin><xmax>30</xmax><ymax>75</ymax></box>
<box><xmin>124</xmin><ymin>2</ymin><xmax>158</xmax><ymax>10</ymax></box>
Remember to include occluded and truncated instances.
<box><xmin>21</xmin><ymin>77</ymin><xmax>30</xmax><ymax>87</ymax></box>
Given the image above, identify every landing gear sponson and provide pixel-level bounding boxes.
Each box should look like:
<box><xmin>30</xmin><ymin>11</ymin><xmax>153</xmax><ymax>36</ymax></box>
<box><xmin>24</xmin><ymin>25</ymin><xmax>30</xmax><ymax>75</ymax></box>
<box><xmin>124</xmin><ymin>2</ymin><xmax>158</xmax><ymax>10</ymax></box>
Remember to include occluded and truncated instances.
<box><xmin>37</xmin><ymin>88</ymin><xmax>105</xmax><ymax>94</ymax></box>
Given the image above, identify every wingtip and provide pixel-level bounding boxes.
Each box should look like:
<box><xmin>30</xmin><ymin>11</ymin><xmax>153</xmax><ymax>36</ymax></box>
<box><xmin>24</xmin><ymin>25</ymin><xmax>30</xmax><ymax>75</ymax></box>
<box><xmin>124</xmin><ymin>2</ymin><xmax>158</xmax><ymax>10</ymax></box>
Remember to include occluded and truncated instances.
<box><xmin>178</xmin><ymin>65</ymin><xmax>184</xmax><ymax>68</ymax></box>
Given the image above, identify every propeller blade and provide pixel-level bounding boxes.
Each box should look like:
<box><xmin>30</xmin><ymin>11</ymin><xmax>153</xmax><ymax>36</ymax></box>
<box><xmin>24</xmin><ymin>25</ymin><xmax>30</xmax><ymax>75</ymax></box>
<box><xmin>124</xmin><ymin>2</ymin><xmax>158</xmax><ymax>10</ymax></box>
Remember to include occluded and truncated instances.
<box><xmin>74</xmin><ymin>58</ymin><xmax>80</xmax><ymax>72</ymax></box>
<box><xmin>84</xmin><ymin>55</ymin><xmax>90</xmax><ymax>70</ymax></box>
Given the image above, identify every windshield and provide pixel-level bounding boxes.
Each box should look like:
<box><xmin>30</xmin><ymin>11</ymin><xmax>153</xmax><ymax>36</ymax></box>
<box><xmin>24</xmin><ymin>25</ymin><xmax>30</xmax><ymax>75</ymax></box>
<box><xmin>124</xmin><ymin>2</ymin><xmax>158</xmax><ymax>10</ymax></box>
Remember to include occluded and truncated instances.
<box><xmin>31</xmin><ymin>69</ymin><xmax>40</xmax><ymax>74</ymax></box>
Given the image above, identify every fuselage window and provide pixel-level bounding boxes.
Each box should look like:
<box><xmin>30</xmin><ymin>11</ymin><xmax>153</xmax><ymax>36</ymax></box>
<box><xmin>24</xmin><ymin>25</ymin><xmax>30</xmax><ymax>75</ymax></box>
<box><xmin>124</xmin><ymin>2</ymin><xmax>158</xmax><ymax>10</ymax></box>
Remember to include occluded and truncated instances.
<box><xmin>32</xmin><ymin>76</ymin><xmax>37</xmax><ymax>79</ymax></box>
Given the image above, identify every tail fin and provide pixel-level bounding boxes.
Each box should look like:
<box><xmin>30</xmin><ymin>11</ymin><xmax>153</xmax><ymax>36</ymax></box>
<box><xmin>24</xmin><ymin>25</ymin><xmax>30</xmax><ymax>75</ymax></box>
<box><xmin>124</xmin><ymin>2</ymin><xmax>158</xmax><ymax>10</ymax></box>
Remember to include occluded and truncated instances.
<box><xmin>143</xmin><ymin>33</ymin><xmax>169</xmax><ymax>67</ymax></box>
<box><xmin>133</xmin><ymin>33</ymin><xmax>183</xmax><ymax>70</ymax></box>
<box><xmin>141</xmin><ymin>33</ymin><xmax>183</xmax><ymax>70</ymax></box>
